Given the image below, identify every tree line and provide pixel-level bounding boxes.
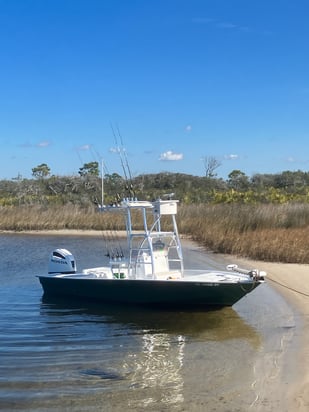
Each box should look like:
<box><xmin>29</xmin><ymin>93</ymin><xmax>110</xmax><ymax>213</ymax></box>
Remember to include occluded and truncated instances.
<box><xmin>2</xmin><ymin>162</ymin><xmax>309</xmax><ymax>206</ymax></box>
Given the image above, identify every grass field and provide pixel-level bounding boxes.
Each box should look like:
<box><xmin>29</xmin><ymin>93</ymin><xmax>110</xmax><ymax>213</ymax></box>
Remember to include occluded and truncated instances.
<box><xmin>1</xmin><ymin>202</ymin><xmax>309</xmax><ymax>263</ymax></box>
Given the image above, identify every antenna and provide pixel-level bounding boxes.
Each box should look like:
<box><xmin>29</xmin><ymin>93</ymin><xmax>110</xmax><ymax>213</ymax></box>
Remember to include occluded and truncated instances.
<box><xmin>101</xmin><ymin>158</ymin><xmax>104</xmax><ymax>207</ymax></box>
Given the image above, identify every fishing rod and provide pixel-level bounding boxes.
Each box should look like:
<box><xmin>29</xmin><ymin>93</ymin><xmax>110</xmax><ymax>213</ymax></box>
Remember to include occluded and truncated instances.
<box><xmin>110</xmin><ymin>123</ymin><xmax>128</xmax><ymax>182</ymax></box>
<box><xmin>110</xmin><ymin>122</ymin><xmax>136</xmax><ymax>199</ymax></box>
<box><xmin>116</xmin><ymin>124</ymin><xmax>133</xmax><ymax>182</ymax></box>
<box><xmin>104</xmin><ymin>230</ymin><xmax>116</xmax><ymax>259</ymax></box>
<box><xmin>109</xmin><ymin>229</ymin><xmax>125</xmax><ymax>259</ymax></box>
<box><xmin>115</xmin><ymin>124</ymin><xmax>135</xmax><ymax>199</ymax></box>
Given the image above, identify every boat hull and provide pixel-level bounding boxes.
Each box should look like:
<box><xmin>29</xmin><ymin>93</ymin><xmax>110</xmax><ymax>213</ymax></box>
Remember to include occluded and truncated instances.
<box><xmin>38</xmin><ymin>276</ymin><xmax>261</xmax><ymax>307</ymax></box>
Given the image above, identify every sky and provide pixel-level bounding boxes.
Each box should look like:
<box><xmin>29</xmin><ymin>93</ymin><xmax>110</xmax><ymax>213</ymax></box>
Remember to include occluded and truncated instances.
<box><xmin>1</xmin><ymin>0</ymin><xmax>309</xmax><ymax>180</ymax></box>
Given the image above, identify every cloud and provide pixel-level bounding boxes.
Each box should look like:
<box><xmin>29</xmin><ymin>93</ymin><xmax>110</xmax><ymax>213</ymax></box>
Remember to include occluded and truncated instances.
<box><xmin>37</xmin><ymin>141</ymin><xmax>51</xmax><ymax>148</ymax></box>
<box><xmin>159</xmin><ymin>151</ymin><xmax>183</xmax><ymax>161</ymax></box>
<box><xmin>18</xmin><ymin>140</ymin><xmax>51</xmax><ymax>148</ymax></box>
<box><xmin>284</xmin><ymin>156</ymin><xmax>309</xmax><ymax>165</ymax></box>
<box><xmin>185</xmin><ymin>124</ymin><xmax>192</xmax><ymax>132</ymax></box>
<box><xmin>192</xmin><ymin>17</ymin><xmax>269</xmax><ymax>35</ymax></box>
<box><xmin>78</xmin><ymin>144</ymin><xmax>91</xmax><ymax>151</ymax></box>
<box><xmin>224</xmin><ymin>154</ymin><xmax>239</xmax><ymax>160</ymax></box>
<box><xmin>216</xmin><ymin>22</ymin><xmax>238</xmax><ymax>30</ymax></box>
<box><xmin>109</xmin><ymin>146</ymin><xmax>120</xmax><ymax>153</ymax></box>
<box><xmin>214</xmin><ymin>21</ymin><xmax>250</xmax><ymax>32</ymax></box>
<box><xmin>193</xmin><ymin>17</ymin><xmax>241</xmax><ymax>30</ymax></box>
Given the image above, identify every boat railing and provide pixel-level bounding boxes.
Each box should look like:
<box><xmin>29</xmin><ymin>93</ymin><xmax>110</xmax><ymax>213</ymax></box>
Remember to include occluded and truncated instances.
<box><xmin>103</xmin><ymin>197</ymin><xmax>184</xmax><ymax>278</ymax></box>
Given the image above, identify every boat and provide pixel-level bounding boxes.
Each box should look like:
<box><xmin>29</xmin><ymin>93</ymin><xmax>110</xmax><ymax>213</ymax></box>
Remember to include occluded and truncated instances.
<box><xmin>37</xmin><ymin>198</ymin><xmax>266</xmax><ymax>308</ymax></box>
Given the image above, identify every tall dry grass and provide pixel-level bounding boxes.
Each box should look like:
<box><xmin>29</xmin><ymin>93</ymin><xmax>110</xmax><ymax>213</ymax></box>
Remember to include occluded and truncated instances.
<box><xmin>1</xmin><ymin>203</ymin><xmax>309</xmax><ymax>263</ymax></box>
<box><xmin>0</xmin><ymin>205</ymin><xmax>124</xmax><ymax>231</ymax></box>
<box><xmin>177</xmin><ymin>203</ymin><xmax>309</xmax><ymax>263</ymax></box>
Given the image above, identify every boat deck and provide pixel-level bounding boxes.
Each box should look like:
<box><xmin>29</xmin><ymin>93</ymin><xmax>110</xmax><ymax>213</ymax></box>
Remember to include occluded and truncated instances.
<box><xmin>41</xmin><ymin>268</ymin><xmax>256</xmax><ymax>284</ymax></box>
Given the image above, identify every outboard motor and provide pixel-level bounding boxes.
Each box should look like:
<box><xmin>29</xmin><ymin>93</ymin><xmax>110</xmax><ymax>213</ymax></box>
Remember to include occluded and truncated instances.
<box><xmin>48</xmin><ymin>248</ymin><xmax>76</xmax><ymax>274</ymax></box>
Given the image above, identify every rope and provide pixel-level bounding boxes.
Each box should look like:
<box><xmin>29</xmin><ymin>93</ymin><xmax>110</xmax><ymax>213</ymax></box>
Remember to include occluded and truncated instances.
<box><xmin>267</xmin><ymin>276</ymin><xmax>309</xmax><ymax>298</ymax></box>
<box><xmin>240</xmin><ymin>282</ymin><xmax>256</xmax><ymax>293</ymax></box>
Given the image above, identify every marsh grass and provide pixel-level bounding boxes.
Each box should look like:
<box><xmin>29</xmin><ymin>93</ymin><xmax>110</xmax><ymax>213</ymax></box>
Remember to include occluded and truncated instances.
<box><xmin>1</xmin><ymin>203</ymin><xmax>309</xmax><ymax>263</ymax></box>
<box><xmin>177</xmin><ymin>203</ymin><xmax>309</xmax><ymax>263</ymax></box>
<box><xmin>0</xmin><ymin>205</ymin><xmax>124</xmax><ymax>231</ymax></box>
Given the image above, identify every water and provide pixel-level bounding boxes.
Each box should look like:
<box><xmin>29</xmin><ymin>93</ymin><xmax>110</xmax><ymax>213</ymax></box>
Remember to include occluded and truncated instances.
<box><xmin>0</xmin><ymin>234</ymin><xmax>296</xmax><ymax>411</ymax></box>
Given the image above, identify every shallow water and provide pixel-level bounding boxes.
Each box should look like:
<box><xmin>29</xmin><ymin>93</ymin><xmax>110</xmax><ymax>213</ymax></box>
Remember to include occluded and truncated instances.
<box><xmin>0</xmin><ymin>234</ymin><xmax>296</xmax><ymax>411</ymax></box>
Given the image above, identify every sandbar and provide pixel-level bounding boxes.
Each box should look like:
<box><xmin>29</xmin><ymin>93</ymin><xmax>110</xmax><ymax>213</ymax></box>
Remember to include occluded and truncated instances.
<box><xmin>230</xmin><ymin>256</ymin><xmax>309</xmax><ymax>411</ymax></box>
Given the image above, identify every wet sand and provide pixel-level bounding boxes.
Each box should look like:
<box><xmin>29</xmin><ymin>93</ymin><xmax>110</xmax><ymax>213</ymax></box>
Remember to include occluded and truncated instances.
<box><xmin>229</xmin><ymin>256</ymin><xmax>309</xmax><ymax>411</ymax></box>
<box><xmin>2</xmin><ymin>229</ymin><xmax>309</xmax><ymax>410</ymax></box>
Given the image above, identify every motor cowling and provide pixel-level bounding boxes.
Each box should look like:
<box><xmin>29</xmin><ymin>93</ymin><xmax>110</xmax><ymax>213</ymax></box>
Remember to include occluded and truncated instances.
<box><xmin>48</xmin><ymin>248</ymin><xmax>76</xmax><ymax>274</ymax></box>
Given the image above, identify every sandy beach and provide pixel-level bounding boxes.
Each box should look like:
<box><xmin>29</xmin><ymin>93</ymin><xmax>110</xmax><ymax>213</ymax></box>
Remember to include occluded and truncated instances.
<box><xmin>230</xmin><ymin>256</ymin><xmax>309</xmax><ymax>411</ymax></box>
<box><xmin>2</xmin><ymin>229</ymin><xmax>309</xmax><ymax>410</ymax></box>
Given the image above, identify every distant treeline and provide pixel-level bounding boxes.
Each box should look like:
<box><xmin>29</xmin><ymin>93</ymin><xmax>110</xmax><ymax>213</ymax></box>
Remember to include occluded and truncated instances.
<box><xmin>3</xmin><ymin>169</ymin><xmax>309</xmax><ymax>263</ymax></box>
<box><xmin>2</xmin><ymin>169</ymin><xmax>309</xmax><ymax>206</ymax></box>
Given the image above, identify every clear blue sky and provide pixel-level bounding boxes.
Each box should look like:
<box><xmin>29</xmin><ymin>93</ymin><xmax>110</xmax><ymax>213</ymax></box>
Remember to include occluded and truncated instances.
<box><xmin>1</xmin><ymin>0</ymin><xmax>309</xmax><ymax>180</ymax></box>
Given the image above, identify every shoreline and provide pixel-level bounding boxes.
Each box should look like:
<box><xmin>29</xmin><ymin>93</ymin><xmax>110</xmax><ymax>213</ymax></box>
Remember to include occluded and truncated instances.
<box><xmin>0</xmin><ymin>229</ymin><xmax>124</xmax><ymax>236</ymax></box>
<box><xmin>1</xmin><ymin>229</ymin><xmax>309</xmax><ymax>410</ymax></box>
<box><xmin>224</xmin><ymin>256</ymin><xmax>309</xmax><ymax>411</ymax></box>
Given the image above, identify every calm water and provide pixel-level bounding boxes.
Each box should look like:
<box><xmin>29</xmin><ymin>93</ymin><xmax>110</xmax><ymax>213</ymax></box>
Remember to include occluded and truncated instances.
<box><xmin>0</xmin><ymin>234</ymin><xmax>296</xmax><ymax>411</ymax></box>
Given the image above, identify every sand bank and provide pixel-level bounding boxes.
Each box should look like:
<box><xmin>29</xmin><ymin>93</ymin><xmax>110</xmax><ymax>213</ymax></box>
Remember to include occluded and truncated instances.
<box><xmin>230</xmin><ymin>256</ymin><xmax>309</xmax><ymax>411</ymax></box>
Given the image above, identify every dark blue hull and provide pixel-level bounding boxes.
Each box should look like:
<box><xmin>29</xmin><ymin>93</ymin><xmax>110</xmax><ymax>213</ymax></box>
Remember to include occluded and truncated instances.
<box><xmin>38</xmin><ymin>276</ymin><xmax>261</xmax><ymax>307</ymax></box>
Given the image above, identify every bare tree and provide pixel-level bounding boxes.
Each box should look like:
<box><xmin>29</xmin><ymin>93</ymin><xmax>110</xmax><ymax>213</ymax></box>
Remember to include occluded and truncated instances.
<box><xmin>202</xmin><ymin>156</ymin><xmax>221</xmax><ymax>178</ymax></box>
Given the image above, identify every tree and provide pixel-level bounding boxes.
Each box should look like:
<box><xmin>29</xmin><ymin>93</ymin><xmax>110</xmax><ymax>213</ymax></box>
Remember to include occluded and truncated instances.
<box><xmin>32</xmin><ymin>163</ymin><xmax>51</xmax><ymax>179</ymax></box>
<box><xmin>202</xmin><ymin>156</ymin><xmax>221</xmax><ymax>178</ymax></box>
<box><xmin>78</xmin><ymin>161</ymin><xmax>99</xmax><ymax>177</ymax></box>
<box><xmin>227</xmin><ymin>169</ymin><xmax>249</xmax><ymax>191</ymax></box>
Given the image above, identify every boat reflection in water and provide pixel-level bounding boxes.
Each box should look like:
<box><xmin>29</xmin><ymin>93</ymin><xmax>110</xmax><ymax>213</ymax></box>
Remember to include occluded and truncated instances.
<box><xmin>40</xmin><ymin>297</ymin><xmax>261</xmax><ymax>411</ymax></box>
<box><xmin>40</xmin><ymin>296</ymin><xmax>262</xmax><ymax>341</ymax></box>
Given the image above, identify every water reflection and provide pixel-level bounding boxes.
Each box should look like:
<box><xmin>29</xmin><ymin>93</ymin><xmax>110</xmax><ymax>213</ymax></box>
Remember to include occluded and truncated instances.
<box><xmin>38</xmin><ymin>298</ymin><xmax>262</xmax><ymax>410</ymax></box>
<box><xmin>40</xmin><ymin>296</ymin><xmax>261</xmax><ymax>345</ymax></box>
<box><xmin>0</xmin><ymin>234</ymin><xmax>289</xmax><ymax>411</ymax></box>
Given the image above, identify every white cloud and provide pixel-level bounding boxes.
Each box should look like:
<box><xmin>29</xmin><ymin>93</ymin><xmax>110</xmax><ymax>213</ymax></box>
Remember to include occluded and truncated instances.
<box><xmin>193</xmin><ymin>17</ymin><xmax>240</xmax><ymax>30</ymax></box>
<box><xmin>109</xmin><ymin>146</ymin><xmax>120</xmax><ymax>153</ymax></box>
<box><xmin>217</xmin><ymin>22</ymin><xmax>238</xmax><ymax>29</ymax></box>
<box><xmin>19</xmin><ymin>140</ymin><xmax>51</xmax><ymax>148</ymax></box>
<box><xmin>78</xmin><ymin>144</ymin><xmax>91</xmax><ymax>151</ymax></box>
<box><xmin>284</xmin><ymin>156</ymin><xmax>309</xmax><ymax>165</ymax></box>
<box><xmin>192</xmin><ymin>17</ymin><xmax>269</xmax><ymax>35</ymax></box>
<box><xmin>224</xmin><ymin>154</ymin><xmax>239</xmax><ymax>160</ymax></box>
<box><xmin>159</xmin><ymin>151</ymin><xmax>183</xmax><ymax>161</ymax></box>
<box><xmin>37</xmin><ymin>141</ymin><xmax>51</xmax><ymax>148</ymax></box>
